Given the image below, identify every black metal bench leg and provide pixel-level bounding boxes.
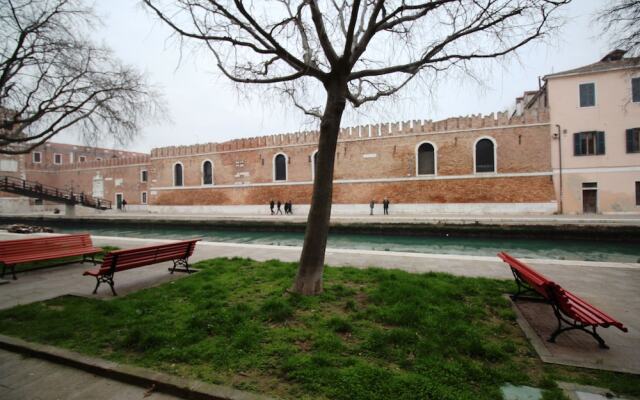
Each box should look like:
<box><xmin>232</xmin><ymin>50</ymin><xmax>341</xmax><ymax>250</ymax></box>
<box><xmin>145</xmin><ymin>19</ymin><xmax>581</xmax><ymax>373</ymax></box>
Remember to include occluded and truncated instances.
<box><xmin>170</xmin><ymin>259</ymin><xmax>190</xmax><ymax>274</ymax></box>
<box><xmin>10</xmin><ymin>264</ymin><xmax>16</xmax><ymax>280</ymax></box>
<box><xmin>92</xmin><ymin>277</ymin><xmax>101</xmax><ymax>294</ymax></box>
<box><xmin>548</xmin><ymin>307</ymin><xmax>609</xmax><ymax>349</ymax></box>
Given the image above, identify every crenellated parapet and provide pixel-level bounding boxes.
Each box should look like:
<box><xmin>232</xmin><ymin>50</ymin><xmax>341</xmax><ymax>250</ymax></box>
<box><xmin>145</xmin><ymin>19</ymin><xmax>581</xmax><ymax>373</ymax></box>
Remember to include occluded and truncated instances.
<box><xmin>149</xmin><ymin>107</ymin><xmax>548</xmax><ymax>158</ymax></box>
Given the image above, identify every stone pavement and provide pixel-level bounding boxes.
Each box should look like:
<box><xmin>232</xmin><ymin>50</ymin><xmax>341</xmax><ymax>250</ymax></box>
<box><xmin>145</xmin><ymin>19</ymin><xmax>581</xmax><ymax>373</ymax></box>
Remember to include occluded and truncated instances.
<box><xmin>1</xmin><ymin>231</ymin><xmax>639</xmax><ymax>374</ymax></box>
<box><xmin>3</xmin><ymin>210</ymin><xmax>640</xmax><ymax>226</ymax></box>
<box><xmin>0</xmin><ymin>349</ymin><xmax>179</xmax><ymax>400</ymax></box>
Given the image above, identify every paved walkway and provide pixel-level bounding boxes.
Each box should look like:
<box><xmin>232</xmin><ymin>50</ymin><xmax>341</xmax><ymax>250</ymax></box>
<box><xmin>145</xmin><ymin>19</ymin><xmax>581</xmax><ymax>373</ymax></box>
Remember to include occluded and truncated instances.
<box><xmin>0</xmin><ymin>349</ymin><xmax>179</xmax><ymax>400</ymax></box>
<box><xmin>3</xmin><ymin>210</ymin><xmax>640</xmax><ymax>226</ymax></box>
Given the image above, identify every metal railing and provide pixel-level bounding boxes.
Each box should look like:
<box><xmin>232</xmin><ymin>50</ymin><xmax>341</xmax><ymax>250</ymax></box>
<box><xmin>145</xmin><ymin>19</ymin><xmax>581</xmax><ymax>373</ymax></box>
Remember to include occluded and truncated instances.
<box><xmin>0</xmin><ymin>175</ymin><xmax>112</xmax><ymax>210</ymax></box>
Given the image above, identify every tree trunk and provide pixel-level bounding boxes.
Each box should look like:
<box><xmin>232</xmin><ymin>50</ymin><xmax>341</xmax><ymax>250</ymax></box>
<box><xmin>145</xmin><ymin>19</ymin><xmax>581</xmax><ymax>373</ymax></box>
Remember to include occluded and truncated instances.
<box><xmin>292</xmin><ymin>86</ymin><xmax>346</xmax><ymax>295</ymax></box>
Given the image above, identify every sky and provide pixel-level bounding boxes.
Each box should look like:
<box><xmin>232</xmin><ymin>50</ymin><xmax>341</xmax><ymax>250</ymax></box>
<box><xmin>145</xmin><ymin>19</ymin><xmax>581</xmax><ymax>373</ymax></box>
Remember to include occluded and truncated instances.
<box><xmin>56</xmin><ymin>0</ymin><xmax>612</xmax><ymax>153</ymax></box>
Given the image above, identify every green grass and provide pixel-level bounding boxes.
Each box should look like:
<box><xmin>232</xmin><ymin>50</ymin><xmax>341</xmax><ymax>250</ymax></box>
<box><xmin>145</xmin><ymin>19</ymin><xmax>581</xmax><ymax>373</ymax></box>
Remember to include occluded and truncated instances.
<box><xmin>12</xmin><ymin>246</ymin><xmax>119</xmax><ymax>273</ymax></box>
<box><xmin>0</xmin><ymin>258</ymin><xmax>637</xmax><ymax>399</ymax></box>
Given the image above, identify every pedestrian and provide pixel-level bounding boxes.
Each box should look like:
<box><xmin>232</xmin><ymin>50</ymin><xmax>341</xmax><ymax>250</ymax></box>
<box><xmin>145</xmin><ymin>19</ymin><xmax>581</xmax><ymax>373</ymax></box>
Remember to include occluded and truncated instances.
<box><xmin>270</xmin><ymin>199</ymin><xmax>275</xmax><ymax>215</ymax></box>
<box><xmin>288</xmin><ymin>199</ymin><xmax>293</xmax><ymax>214</ymax></box>
<box><xmin>369</xmin><ymin>199</ymin><xmax>375</xmax><ymax>215</ymax></box>
<box><xmin>383</xmin><ymin>197</ymin><xmax>389</xmax><ymax>215</ymax></box>
<box><xmin>276</xmin><ymin>200</ymin><xmax>283</xmax><ymax>215</ymax></box>
<box><xmin>121</xmin><ymin>198</ymin><xmax>127</xmax><ymax>212</ymax></box>
<box><xmin>284</xmin><ymin>200</ymin><xmax>289</xmax><ymax>214</ymax></box>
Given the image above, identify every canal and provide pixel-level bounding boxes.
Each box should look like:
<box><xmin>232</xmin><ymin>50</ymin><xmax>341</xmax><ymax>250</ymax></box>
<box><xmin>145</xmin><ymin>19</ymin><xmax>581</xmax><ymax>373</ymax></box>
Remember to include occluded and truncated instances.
<box><xmin>48</xmin><ymin>223</ymin><xmax>640</xmax><ymax>263</ymax></box>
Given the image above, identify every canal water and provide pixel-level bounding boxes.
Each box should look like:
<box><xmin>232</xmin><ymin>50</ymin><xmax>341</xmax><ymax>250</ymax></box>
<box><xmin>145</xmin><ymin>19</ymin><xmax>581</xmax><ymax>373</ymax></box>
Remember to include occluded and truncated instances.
<box><xmin>52</xmin><ymin>223</ymin><xmax>640</xmax><ymax>263</ymax></box>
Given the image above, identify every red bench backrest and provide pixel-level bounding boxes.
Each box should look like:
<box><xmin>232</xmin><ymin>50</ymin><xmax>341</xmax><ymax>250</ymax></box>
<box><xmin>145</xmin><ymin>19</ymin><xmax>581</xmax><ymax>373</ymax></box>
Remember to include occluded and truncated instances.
<box><xmin>0</xmin><ymin>233</ymin><xmax>94</xmax><ymax>259</ymax></box>
<box><xmin>497</xmin><ymin>252</ymin><xmax>554</xmax><ymax>298</ymax></box>
<box><xmin>547</xmin><ymin>283</ymin><xmax>627</xmax><ymax>331</ymax></box>
<box><xmin>98</xmin><ymin>239</ymin><xmax>199</xmax><ymax>274</ymax></box>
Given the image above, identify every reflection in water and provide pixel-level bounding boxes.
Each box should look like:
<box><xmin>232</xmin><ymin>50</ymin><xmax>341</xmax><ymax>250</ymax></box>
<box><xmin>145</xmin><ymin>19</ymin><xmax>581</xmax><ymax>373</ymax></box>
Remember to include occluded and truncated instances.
<box><xmin>54</xmin><ymin>224</ymin><xmax>640</xmax><ymax>263</ymax></box>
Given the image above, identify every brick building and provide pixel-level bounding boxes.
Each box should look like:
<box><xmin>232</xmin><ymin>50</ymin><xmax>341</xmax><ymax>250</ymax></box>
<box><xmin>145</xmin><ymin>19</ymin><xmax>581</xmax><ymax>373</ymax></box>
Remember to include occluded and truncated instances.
<box><xmin>1</xmin><ymin>101</ymin><xmax>556</xmax><ymax>215</ymax></box>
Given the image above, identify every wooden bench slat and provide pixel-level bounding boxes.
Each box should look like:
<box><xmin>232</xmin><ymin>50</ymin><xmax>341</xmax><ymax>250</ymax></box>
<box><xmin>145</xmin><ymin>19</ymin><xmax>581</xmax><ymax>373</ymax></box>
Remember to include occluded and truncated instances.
<box><xmin>498</xmin><ymin>251</ymin><xmax>627</xmax><ymax>348</ymax></box>
<box><xmin>83</xmin><ymin>239</ymin><xmax>200</xmax><ymax>296</ymax></box>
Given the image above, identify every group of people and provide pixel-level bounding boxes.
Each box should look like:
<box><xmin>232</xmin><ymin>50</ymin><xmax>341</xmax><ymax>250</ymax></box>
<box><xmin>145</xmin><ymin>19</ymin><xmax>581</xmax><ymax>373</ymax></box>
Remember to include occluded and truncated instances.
<box><xmin>270</xmin><ymin>199</ymin><xmax>293</xmax><ymax>215</ymax></box>
<box><xmin>369</xmin><ymin>197</ymin><xmax>390</xmax><ymax>215</ymax></box>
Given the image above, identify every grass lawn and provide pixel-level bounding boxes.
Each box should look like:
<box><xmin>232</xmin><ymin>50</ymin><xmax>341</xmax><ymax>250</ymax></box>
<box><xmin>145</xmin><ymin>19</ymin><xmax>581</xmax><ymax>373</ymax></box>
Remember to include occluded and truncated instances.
<box><xmin>12</xmin><ymin>246</ymin><xmax>120</xmax><ymax>273</ymax></box>
<box><xmin>0</xmin><ymin>258</ymin><xmax>637</xmax><ymax>399</ymax></box>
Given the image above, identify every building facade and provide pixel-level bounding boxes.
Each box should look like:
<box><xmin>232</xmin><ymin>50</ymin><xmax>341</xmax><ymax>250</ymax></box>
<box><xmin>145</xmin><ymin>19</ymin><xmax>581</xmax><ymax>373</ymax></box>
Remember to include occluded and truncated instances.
<box><xmin>546</xmin><ymin>52</ymin><xmax>640</xmax><ymax>214</ymax></box>
<box><xmin>1</xmin><ymin>52</ymin><xmax>638</xmax><ymax>215</ymax></box>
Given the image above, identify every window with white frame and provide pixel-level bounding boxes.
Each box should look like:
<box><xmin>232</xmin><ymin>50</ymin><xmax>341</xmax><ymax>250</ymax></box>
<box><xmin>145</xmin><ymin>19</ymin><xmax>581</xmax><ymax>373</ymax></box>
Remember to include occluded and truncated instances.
<box><xmin>32</xmin><ymin>152</ymin><xmax>42</xmax><ymax>163</ymax></box>
<box><xmin>202</xmin><ymin>161</ymin><xmax>213</xmax><ymax>185</ymax></box>
<box><xmin>475</xmin><ymin>138</ymin><xmax>495</xmax><ymax>173</ymax></box>
<box><xmin>579</xmin><ymin>83</ymin><xmax>596</xmax><ymax>107</ymax></box>
<box><xmin>416</xmin><ymin>142</ymin><xmax>436</xmax><ymax>175</ymax></box>
<box><xmin>141</xmin><ymin>169</ymin><xmax>148</xmax><ymax>182</ymax></box>
<box><xmin>141</xmin><ymin>191</ymin><xmax>148</xmax><ymax>204</ymax></box>
<box><xmin>54</xmin><ymin>153</ymin><xmax>63</xmax><ymax>165</ymax></box>
<box><xmin>174</xmin><ymin>163</ymin><xmax>183</xmax><ymax>186</ymax></box>
<box><xmin>274</xmin><ymin>153</ymin><xmax>287</xmax><ymax>181</ymax></box>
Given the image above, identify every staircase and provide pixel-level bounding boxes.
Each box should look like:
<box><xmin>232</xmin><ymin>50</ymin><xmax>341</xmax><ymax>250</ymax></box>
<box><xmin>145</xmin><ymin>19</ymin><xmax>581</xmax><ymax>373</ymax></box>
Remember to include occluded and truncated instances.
<box><xmin>0</xmin><ymin>175</ymin><xmax>112</xmax><ymax>210</ymax></box>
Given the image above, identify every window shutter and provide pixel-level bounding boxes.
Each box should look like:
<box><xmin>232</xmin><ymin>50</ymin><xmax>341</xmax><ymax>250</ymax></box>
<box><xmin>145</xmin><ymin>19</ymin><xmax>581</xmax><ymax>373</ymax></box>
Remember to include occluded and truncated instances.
<box><xmin>574</xmin><ymin>133</ymin><xmax>581</xmax><ymax>155</ymax></box>
<box><xmin>596</xmin><ymin>131</ymin><xmax>605</xmax><ymax>155</ymax></box>
<box><xmin>633</xmin><ymin>78</ymin><xmax>640</xmax><ymax>102</ymax></box>
<box><xmin>627</xmin><ymin>129</ymin><xmax>634</xmax><ymax>153</ymax></box>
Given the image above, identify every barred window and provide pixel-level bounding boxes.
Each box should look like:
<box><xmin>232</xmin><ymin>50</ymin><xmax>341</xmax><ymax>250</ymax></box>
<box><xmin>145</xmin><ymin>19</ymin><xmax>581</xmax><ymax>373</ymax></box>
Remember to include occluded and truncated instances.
<box><xmin>475</xmin><ymin>138</ymin><xmax>495</xmax><ymax>173</ymax></box>
<box><xmin>274</xmin><ymin>154</ymin><xmax>287</xmax><ymax>181</ymax></box>
<box><xmin>417</xmin><ymin>142</ymin><xmax>436</xmax><ymax>175</ymax></box>
<box><xmin>174</xmin><ymin>163</ymin><xmax>183</xmax><ymax>186</ymax></box>
<box><xmin>202</xmin><ymin>161</ymin><xmax>213</xmax><ymax>185</ymax></box>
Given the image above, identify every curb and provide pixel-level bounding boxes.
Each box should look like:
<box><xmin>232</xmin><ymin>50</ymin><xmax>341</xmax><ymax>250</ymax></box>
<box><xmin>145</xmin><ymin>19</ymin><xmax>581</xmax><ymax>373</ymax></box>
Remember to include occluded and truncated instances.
<box><xmin>0</xmin><ymin>334</ymin><xmax>276</xmax><ymax>400</ymax></box>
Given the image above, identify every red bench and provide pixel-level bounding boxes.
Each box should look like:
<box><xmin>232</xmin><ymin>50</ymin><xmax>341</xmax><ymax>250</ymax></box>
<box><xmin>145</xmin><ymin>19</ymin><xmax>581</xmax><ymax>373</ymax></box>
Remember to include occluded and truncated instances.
<box><xmin>0</xmin><ymin>233</ymin><xmax>101</xmax><ymax>280</ymax></box>
<box><xmin>83</xmin><ymin>239</ymin><xmax>200</xmax><ymax>296</ymax></box>
<box><xmin>498</xmin><ymin>252</ymin><xmax>627</xmax><ymax>349</ymax></box>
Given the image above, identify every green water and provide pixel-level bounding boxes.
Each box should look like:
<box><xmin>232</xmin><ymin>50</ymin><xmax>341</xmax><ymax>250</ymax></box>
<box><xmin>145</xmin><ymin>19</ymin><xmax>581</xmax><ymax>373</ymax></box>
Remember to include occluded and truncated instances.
<box><xmin>52</xmin><ymin>224</ymin><xmax>640</xmax><ymax>263</ymax></box>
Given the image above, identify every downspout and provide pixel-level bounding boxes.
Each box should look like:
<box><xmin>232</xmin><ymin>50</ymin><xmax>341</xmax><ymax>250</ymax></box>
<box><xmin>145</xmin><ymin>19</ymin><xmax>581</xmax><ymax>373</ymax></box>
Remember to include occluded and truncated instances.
<box><xmin>555</xmin><ymin>124</ymin><xmax>563</xmax><ymax>214</ymax></box>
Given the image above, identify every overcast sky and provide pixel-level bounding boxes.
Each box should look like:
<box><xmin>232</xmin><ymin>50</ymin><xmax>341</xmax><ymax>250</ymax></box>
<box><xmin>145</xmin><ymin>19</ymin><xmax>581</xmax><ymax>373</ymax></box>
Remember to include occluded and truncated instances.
<box><xmin>56</xmin><ymin>0</ymin><xmax>611</xmax><ymax>153</ymax></box>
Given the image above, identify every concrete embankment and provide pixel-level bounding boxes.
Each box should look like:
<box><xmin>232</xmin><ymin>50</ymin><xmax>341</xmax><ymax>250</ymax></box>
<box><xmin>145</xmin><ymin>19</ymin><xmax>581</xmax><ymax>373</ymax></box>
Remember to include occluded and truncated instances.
<box><xmin>1</xmin><ymin>213</ymin><xmax>640</xmax><ymax>241</ymax></box>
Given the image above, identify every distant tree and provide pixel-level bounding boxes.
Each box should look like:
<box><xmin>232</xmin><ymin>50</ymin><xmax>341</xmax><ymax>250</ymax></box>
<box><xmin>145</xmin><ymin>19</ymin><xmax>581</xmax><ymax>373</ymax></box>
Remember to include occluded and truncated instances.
<box><xmin>0</xmin><ymin>0</ymin><xmax>164</xmax><ymax>154</ymax></box>
<box><xmin>597</xmin><ymin>0</ymin><xmax>640</xmax><ymax>57</ymax></box>
<box><xmin>144</xmin><ymin>0</ymin><xmax>570</xmax><ymax>295</ymax></box>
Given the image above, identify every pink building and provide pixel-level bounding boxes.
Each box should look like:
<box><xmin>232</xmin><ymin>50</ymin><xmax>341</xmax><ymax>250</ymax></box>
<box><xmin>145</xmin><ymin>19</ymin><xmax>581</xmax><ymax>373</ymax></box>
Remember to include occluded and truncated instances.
<box><xmin>546</xmin><ymin>51</ymin><xmax>640</xmax><ymax>214</ymax></box>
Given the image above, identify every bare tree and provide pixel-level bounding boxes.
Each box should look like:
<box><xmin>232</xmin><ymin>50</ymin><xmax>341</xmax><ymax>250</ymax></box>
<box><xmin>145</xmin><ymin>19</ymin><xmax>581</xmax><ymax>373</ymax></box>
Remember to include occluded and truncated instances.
<box><xmin>0</xmin><ymin>0</ymin><xmax>164</xmax><ymax>155</ymax></box>
<box><xmin>143</xmin><ymin>0</ymin><xmax>570</xmax><ymax>295</ymax></box>
<box><xmin>597</xmin><ymin>0</ymin><xmax>640</xmax><ymax>57</ymax></box>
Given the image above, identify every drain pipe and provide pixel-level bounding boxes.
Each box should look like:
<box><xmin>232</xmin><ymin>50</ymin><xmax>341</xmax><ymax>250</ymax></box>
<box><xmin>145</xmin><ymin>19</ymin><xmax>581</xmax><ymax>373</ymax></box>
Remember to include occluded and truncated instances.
<box><xmin>554</xmin><ymin>124</ymin><xmax>563</xmax><ymax>214</ymax></box>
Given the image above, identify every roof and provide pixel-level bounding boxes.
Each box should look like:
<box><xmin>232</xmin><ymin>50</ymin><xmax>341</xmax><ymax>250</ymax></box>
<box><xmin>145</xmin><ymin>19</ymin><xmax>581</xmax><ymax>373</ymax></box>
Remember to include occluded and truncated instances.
<box><xmin>544</xmin><ymin>56</ymin><xmax>640</xmax><ymax>80</ymax></box>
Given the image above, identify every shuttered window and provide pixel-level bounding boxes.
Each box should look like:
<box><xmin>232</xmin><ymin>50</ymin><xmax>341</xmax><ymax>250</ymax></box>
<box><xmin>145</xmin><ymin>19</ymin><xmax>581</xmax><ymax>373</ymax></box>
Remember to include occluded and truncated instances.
<box><xmin>627</xmin><ymin>128</ymin><xmax>640</xmax><ymax>153</ymax></box>
<box><xmin>637</xmin><ymin>182</ymin><xmax>640</xmax><ymax>206</ymax></box>
<box><xmin>574</xmin><ymin>131</ymin><xmax>605</xmax><ymax>156</ymax></box>
<box><xmin>579</xmin><ymin>83</ymin><xmax>596</xmax><ymax>107</ymax></box>
<box><xmin>633</xmin><ymin>78</ymin><xmax>640</xmax><ymax>103</ymax></box>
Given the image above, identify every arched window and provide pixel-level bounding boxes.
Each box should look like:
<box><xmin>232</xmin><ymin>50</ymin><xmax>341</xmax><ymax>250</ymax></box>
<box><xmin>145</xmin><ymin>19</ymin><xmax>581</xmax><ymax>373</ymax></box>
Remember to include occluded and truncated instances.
<box><xmin>311</xmin><ymin>150</ymin><xmax>319</xmax><ymax>180</ymax></box>
<box><xmin>416</xmin><ymin>142</ymin><xmax>436</xmax><ymax>175</ymax></box>
<box><xmin>173</xmin><ymin>162</ymin><xmax>183</xmax><ymax>186</ymax></box>
<box><xmin>475</xmin><ymin>138</ymin><xmax>496</xmax><ymax>173</ymax></box>
<box><xmin>274</xmin><ymin>153</ymin><xmax>287</xmax><ymax>181</ymax></box>
<box><xmin>202</xmin><ymin>160</ymin><xmax>213</xmax><ymax>185</ymax></box>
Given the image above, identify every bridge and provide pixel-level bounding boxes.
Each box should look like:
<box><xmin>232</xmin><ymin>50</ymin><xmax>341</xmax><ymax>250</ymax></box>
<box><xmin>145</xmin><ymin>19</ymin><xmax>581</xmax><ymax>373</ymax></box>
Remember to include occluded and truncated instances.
<box><xmin>0</xmin><ymin>175</ymin><xmax>112</xmax><ymax>210</ymax></box>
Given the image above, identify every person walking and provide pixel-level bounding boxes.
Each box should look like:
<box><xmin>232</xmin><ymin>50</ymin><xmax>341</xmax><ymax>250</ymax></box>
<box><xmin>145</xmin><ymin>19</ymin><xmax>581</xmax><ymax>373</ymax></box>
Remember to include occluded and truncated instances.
<box><xmin>270</xmin><ymin>200</ymin><xmax>275</xmax><ymax>215</ymax></box>
<box><xmin>383</xmin><ymin>197</ymin><xmax>389</xmax><ymax>215</ymax></box>
<box><xmin>121</xmin><ymin>198</ymin><xmax>127</xmax><ymax>212</ymax></box>
<box><xmin>276</xmin><ymin>200</ymin><xmax>283</xmax><ymax>215</ymax></box>
<box><xmin>287</xmin><ymin>199</ymin><xmax>293</xmax><ymax>215</ymax></box>
<box><xmin>369</xmin><ymin>199</ymin><xmax>375</xmax><ymax>215</ymax></box>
